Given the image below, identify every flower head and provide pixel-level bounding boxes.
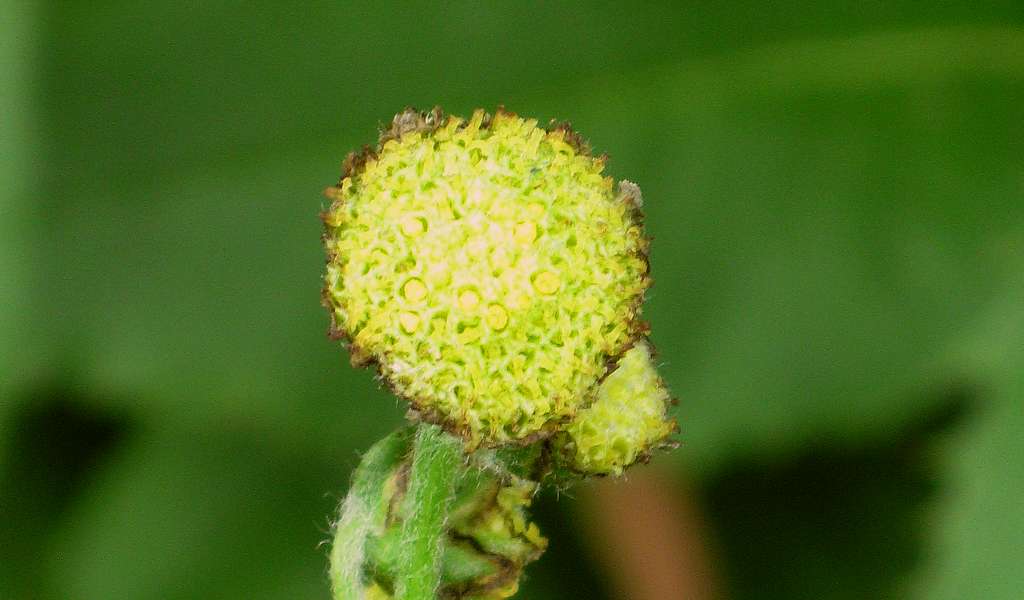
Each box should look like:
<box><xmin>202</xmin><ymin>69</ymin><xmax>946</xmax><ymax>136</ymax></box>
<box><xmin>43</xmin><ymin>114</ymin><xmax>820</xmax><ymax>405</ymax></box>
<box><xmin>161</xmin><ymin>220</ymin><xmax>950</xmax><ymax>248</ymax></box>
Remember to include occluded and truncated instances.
<box><xmin>562</xmin><ymin>341</ymin><xmax>676</xmax><ymax>475</ymax></box>
<box><xmin>323</xmin><ymin>108</ymin><xmax>651</xmax><ymax>446</ymax></box>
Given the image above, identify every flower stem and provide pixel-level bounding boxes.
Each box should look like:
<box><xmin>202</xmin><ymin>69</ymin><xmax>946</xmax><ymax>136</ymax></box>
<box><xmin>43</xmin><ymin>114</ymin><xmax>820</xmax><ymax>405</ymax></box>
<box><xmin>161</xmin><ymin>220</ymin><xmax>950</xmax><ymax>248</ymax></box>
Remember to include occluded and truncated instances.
<box><xmin>395</xmin><ymin>423</ymin><xmax>463</xmax><ymax>600</ymax></box>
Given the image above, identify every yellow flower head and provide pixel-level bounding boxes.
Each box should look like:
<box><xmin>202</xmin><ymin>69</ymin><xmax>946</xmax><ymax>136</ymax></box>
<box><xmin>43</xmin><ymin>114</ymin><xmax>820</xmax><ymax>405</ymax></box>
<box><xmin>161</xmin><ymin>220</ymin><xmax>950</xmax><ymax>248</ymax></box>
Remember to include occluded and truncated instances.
<box><xmin>322</xmin><ymin>108</ymin><xmax>651</xmax><ymax>446</ymax></box>
<box><xmin>563</xmin><ymin>342</ymin><xmax>677</xmax><ymax>475</ymax></box>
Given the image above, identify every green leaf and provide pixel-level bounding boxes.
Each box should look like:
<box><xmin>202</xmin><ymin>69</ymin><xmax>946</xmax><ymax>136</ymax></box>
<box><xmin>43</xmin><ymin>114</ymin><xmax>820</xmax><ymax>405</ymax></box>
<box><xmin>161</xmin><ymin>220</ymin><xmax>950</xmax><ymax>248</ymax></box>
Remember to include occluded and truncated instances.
<box><xmin>521</xmin><ymin>26</ymin><xmax>1024</xmax><ymax>473</ymax></box>
<box><xmin>0</xmin><ymin>0</ymin><xmax>43</xmax><ymax>444</ymax></box>
<box><xmin>702</xmin><ymin>397</ymin><xmax>966</xmax><ymax>599</ymax></box>
<box><xmin>910</xmin><ymin>281</ymin><xmax>1024</xmax><ymax>599</ymax></box>
<box><xmin>44</xmin><ymin>425</ymin><xmax>345</xmax><ymax>600</ymax></box>
<box><xmin>526</xmin><ymin>27</ymin><xmax>1024</xmax><ymax>596</ymax></box>
<box><xmin>22</xmin><ymin>4</ymin><xmax>1024</xmax><ymax>599</ymax></box>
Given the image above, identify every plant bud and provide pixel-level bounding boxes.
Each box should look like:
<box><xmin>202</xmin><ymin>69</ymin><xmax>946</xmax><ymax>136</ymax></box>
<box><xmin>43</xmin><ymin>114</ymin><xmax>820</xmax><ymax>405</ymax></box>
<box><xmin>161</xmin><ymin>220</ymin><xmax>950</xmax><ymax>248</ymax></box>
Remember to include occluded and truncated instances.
<box><xmin>562</xmin><ymin>342</ymin><xmax>677</xmax><ymax>475</ymax></box>
<box><xmin>361</xmin><ymin>457</ymin><xmax>547</xmax><ymax>598</ymax></box>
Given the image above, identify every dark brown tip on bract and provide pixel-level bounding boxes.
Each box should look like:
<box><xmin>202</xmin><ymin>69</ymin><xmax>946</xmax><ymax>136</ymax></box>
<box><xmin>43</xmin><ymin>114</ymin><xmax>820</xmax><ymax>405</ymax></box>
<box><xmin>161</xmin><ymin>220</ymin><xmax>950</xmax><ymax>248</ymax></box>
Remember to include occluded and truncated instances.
<box><xmin>322</xmin><ymin>186</ymin><xmax>344</xmax><ymax>203</ymax></box>
<box><xmin>341</xmin><ymin>145</ymin><xmax>376</xmax><ymax>178</ymax></box>
<box><xmin>494</xmin><ymin>105</ymin><xmax>518</xmax><ymax>120</ymax></box>
<box><xmin>347</xmin><ymin>342</ymin><xmax>372</xmax><ymax>368</ymax></box>
<box><xmin>617</xmin><ymin>180</ymin><xmax>643</xmax><ymax>209</ymax></box>
<box><xmin>380</xmin><ymin>106</ymin><xmax>446</xmax><ymax>145</ymax></box>
<box><xmin>546</xmin><ymin>119</ymin><xmax>591</xmax><ymax>155</ymax></box>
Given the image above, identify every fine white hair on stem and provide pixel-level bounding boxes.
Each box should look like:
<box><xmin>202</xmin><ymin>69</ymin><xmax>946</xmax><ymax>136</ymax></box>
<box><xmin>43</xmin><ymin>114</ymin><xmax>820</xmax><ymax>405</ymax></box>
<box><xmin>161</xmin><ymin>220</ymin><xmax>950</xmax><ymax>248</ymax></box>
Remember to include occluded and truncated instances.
<box><xmin>329</xmin><ymin>429</ymin><xmax>411</xmax><ymax>600</ymax></box>
<box><xmin>330</xmin><ymin>494</ymin><xmax>374</xmax><ymax>600</ymax></box>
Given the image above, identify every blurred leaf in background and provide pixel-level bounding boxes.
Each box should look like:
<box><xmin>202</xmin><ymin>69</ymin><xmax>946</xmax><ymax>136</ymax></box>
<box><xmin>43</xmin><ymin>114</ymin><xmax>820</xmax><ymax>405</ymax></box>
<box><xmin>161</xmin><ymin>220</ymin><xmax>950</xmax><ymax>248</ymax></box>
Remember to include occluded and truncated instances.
<box><xmin>2</xmin><ymin>2</ymin><xmax>1023</xmax><ymax>599</ymax></box>
<box><xmin>1</xmin><ymin>0</ymin><xmax>42</xmax><ymax>459</ymax></box>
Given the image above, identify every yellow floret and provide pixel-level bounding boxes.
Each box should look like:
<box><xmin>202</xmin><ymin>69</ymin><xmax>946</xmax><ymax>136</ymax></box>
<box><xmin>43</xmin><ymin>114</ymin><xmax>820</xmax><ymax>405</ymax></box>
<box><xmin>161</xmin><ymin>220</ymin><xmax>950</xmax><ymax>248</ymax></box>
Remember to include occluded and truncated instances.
<box><xmin>486</xmin><ymin>304</ymin><xmax>509</xmax><ymax>331</ymax></box>
<box><xmin>564</xmin><ymin>342</ymin><xmax>676</xmax><ymax>475</ymax></box>
<box><xmin>532</xmin><ymin>271</ymin><xmax>561</xmax><ymax>295</ymax></box>
<box><xmin>323</xmin><ymin>108</ymin><xmax>651</xmax><ymax>445</ymax></box>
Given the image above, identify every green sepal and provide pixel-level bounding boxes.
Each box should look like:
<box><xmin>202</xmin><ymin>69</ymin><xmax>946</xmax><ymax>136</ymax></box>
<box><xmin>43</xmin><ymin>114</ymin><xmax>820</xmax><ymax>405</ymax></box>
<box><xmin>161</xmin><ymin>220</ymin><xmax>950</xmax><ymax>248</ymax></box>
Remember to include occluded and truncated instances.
<box><xmin>330</xmin><ymin>427</ymin><xmax>414</xmax><ymax>599</ymax></box>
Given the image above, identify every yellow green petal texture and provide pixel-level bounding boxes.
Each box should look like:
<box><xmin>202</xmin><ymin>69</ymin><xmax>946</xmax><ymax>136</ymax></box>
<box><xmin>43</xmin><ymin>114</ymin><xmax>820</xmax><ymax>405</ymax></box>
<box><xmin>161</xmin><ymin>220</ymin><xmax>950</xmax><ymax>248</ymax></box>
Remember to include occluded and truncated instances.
<box><xmin>323</xmin><ymin>108</ymin><xmax>651</xmax><ymax>446</ymax></box>
<box><xmin>563</xmin><ymin>342</ymin><xmax>676</xmax><ymax>476</ymax></box>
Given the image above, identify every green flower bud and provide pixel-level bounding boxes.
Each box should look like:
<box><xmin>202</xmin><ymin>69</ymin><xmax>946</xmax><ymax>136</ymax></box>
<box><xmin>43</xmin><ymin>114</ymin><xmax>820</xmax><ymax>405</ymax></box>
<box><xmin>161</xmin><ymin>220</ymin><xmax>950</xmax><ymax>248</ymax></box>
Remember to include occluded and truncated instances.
<box><xmin>561</xmin><ymin>342</ymin><xmax>676</xmax><ymax>475</ymax></box>
<box><xmin>323</xmin><ymin>108</ymin><xmax>651</xmax><ymax>446</ymax></box>
<box><xmin>361</xmin><ymin>455</ymin><xmax>546</xmax><ymax>599</ymax></box>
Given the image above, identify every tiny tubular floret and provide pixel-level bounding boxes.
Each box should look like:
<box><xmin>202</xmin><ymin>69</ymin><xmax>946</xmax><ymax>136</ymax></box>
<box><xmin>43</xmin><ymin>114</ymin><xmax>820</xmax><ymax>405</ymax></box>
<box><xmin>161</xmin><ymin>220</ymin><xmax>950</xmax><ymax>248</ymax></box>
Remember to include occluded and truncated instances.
<box><xmin>402</xmin><ymin>279</ymin><xmax>428</xmax><ymax>303</ymax></box>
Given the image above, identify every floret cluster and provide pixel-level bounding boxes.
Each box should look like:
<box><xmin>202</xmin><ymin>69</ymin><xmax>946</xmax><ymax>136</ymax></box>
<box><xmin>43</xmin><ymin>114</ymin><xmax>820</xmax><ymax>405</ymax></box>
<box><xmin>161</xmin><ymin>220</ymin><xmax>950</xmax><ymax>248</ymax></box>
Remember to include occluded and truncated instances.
<box><xmin>323</xmin><ymin>109</ymin><xmax>653</xmax><ymax>446</ymax></box>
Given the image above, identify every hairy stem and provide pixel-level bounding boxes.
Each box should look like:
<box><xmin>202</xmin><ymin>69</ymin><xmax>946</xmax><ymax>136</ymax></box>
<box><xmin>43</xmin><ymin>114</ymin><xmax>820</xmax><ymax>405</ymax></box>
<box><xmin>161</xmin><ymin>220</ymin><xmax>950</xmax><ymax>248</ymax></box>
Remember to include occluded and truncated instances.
<box><xmin>395</xmin><ymin>424</ymin><xmax>463</xmax><ymax>600</ymax></box>
<box><xmin>331</xmin><ymin>428</ymin><xmax>411</xmax><ymax>600</ymax></box>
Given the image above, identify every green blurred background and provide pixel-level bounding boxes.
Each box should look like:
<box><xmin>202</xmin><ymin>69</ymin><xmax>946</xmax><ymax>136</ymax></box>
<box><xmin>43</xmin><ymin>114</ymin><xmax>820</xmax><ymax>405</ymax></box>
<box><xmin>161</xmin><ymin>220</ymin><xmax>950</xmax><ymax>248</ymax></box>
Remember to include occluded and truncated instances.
<box><xmin>2</xmin><ymin>2</ymin><xmax>1023</xmax><ymax>598</ymax></box>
